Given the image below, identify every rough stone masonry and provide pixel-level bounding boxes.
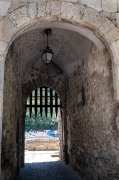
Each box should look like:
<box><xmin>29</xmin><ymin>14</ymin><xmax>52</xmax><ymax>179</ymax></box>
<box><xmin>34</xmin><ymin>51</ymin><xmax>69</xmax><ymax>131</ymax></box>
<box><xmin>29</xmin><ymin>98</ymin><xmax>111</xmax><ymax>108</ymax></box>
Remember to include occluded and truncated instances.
<box><xmin>1</xmin><ymin>1</ymin><xmax>119</xmax><ymax>180</ymax></box>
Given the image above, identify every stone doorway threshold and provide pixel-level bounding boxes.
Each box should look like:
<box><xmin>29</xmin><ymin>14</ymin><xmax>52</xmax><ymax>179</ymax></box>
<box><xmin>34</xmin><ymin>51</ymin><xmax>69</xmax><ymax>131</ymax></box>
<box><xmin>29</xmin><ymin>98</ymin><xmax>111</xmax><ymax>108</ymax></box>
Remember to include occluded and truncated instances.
<box><xmin>25</xmin><ymin>150</ymin><xmax>59</xmax><ymax>163</ymax></box>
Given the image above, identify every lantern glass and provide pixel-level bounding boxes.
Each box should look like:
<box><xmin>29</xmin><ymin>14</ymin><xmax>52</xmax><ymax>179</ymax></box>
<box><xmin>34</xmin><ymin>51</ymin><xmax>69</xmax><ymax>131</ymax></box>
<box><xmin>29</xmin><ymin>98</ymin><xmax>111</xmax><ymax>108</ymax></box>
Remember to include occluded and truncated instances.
<box><xmin>47</xmin><ymin>52</ymin><xmax>52</xmax><ymax>61</ymax></box>
<box><xmin>42</xmin><ymin>47</ymin><xmax>53</xmax><ymax>63</ymax></box>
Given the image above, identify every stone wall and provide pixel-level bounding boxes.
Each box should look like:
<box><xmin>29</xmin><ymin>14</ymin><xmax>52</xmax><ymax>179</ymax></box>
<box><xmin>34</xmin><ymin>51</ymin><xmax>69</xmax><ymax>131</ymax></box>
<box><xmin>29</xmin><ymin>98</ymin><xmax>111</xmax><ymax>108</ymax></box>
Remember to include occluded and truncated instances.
<box><xmin>67</xmin><ymin>44</ymin><xmax>119</xmax><ymax>180</ymax></box>
<box><xmin>1</xmin><ymin>43</ymin><xmax>22</xmax><ymax>180</ymax></box>
<box><xmin>25</xmin><ymin>139</ymin><xmax>59</xmax><ymax>151</ymax></box>
<box><xmin>0</xmin><ymin>0</ymin><xmax>119</xmax><ymax>28</ymax></box>
<box><xmin>1</xmin><ymin>29</ymin><xmax>67</xmax><ymax>180</ymax></box>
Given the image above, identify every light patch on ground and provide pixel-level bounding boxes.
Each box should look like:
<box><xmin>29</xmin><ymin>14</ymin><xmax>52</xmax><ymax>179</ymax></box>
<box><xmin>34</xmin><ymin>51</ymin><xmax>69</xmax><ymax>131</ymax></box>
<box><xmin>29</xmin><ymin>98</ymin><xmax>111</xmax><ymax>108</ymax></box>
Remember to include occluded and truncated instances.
<box><xmin>25</xmin><ymin>150</ymin><xmax>59</xmax><ymax>163</ymax></box>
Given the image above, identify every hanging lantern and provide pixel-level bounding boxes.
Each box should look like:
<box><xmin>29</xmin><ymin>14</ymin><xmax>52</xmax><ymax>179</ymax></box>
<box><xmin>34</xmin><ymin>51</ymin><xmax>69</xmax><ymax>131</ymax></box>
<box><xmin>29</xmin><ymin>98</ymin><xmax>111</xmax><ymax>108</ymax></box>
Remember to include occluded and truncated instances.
<box><xmin>42</xmin><ymin>29</ymin><xmax>53</xmax><ymax>64</ymax></box>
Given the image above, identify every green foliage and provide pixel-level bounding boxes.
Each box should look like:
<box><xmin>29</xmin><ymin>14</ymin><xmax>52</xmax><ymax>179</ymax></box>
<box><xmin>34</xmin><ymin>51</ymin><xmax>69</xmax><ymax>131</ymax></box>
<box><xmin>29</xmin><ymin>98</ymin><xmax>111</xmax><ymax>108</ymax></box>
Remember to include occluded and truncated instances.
<box><xmin>25</xmin><ymin>107</ymin><xmax>58</xmax><ymax>132</ymax></box>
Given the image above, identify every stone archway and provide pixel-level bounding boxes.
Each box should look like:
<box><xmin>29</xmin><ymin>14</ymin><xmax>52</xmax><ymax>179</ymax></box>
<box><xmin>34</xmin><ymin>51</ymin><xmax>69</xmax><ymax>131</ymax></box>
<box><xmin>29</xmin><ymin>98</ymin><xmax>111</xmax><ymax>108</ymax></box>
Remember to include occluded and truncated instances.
<box><xmin>23</xmin><ymin>85</ymin><xmax>64</xmax><ymax>166</ymax></box>
<box><xmin>1</xmin><ymin>2</ymin><xmax>119</xmax><ymax>180</ymax></box>
<box><xmin>2</xmin><ymin>44</ymin><xmax>67</xmax><ymax>179</ymax></box>
<box><xmin>21</xmin><ymin>60</ymin><xmax>67</xmax><ymax>168</ymax></box>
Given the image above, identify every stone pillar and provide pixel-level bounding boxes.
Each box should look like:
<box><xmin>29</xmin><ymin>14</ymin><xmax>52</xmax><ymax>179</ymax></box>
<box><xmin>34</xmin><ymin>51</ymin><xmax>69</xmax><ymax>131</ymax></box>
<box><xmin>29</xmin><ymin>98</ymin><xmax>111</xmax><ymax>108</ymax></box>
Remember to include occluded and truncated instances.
<box><xmin>21</xmin><ymin>106</ymin><xmax>26</xmax><ymax>167</ymax></box>
<box><xmin>111</xmin><ymin>41</ymin><xmax>119</xmax><ymax>165</ymax></box>
<box><xmin>111</xmin><ymin>40</ymin><xmax>119</xmax><ymax>101</ymax></box>
<box><xmin>0</xmin><ymin>117</ymin><xmax>2</xmax><ymax>176</ymax></box>
<box><xmin>112</xmin><ymin>62</ymin><xmax>119</xmax><ymax>100</ymax></box>
<box><xmin>58</xmin><ymin>105</ymin><xmax>62</xmax><ymax>159</ymax></box>
<box><xmin>16</xmin><ymin>119</ymin><xmax>20</xmax><ymax>175</ymax></box>
<box><xmin>0</xmin><ymin>59</ymin><xmax>4</xmax><ymax>176</ymax></box>
<box><xmin>62</xmin><ymin>108</ymin><xmax>69</xmax><ymax>164</ymax></box>
<box><xmin>116</xmin><ymin>110</ymin><xmax>119</xmax><ymax>164</ymax></box>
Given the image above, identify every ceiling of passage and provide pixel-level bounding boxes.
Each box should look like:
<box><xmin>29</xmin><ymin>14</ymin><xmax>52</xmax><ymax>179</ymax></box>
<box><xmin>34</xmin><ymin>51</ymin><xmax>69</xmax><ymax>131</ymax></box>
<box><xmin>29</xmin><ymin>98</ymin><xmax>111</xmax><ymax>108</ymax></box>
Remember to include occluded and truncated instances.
<box><xmin>12</xmin><ymin>28</ymin><xmax>93</xmax><ymax>81</ymax></box>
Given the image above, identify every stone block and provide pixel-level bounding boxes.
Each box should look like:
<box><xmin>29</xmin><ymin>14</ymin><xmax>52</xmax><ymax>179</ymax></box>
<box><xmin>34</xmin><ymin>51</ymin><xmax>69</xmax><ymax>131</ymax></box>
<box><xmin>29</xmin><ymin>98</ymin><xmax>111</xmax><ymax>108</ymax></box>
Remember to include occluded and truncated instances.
<box><xmin>0</xmin><ymin>55</ymin><xmax>4</xmax><ymax>63</ymax></box>
<box><xmin>111</xmin><ymin>40</ymin><xmax>119</xmax><ymax>64</ymax></box>
<box><xmin>28</xmin><ymin>3</ymin><xmax>37</xmax><ymax>19</ymax></box>
<box><xmin>0</xmin><ymin>41</ymin><xmax>7</xmax><ymax>55</ymax></box>
<box><xmin>0</xmin><ymin>17</ymin><xmax>17</xmax><ymax>43</ymax></box>
<box><xmin>0</xmin><ymin>2</ymin><xmax>11</xmax><ymax>16</ymax></box>
<box><xmin>112</xmin><ymin>19</ymin><xmax>117</xmax><ymax>26</ymax></box>
<box><xmin>51</xmin><ymin>1</ymin><xmax>61</xmax><ymax>17</ymax></box>
<box><xmin>37</xmin><ymin>0</ymin><xmax>51</xmax><ymax>17</ymax></box>
<box><xmin>8</xmin><ymin>2</ymin><xmax>26</xmax><ymax>13</ymax></box>
<box><xmin>80</xmin><ymin>0</ymin><xmax>102</xmax><ymax>11</ymax></box>
<box><xmin>115</xmin><ymin>64</ymin><xmax>119</xmax><ymax>81</ymax></box>
<box><xmin>103</xmin><ymin>12</ymin><xmax>116</xmax><ymax>20</ymax></box>
<box><xmin>0</xmin><ymin>16</ymin><xmax>3</xmax><ymax>21</ymax></box>
<box><xmin>0</xmin><ymin>62</ymin><xmax>4</xmax><ymax>91</ymax></box>
<box><xmin>102</xmin><ymin>0</ymin><xmax>117</xmax><ymax>12</ymax></box>
<box><xmin>9</xmin><ymin>6</ymin><xmax>31</xmax><ymax>28</ymax></box>
<box><xmin>99</xmin><ymin>20</ymin><xmax>119</xmax><ymax>43</ymax></box>
<box><xmin>61</xmin><ymin>2</ymin><xmax>74</xmax><ymax>19</ymax></box>
<box><xmin>29</xmin><ymin>0</ymin><xmax>41</xmax><ymax>2</ymax></box>
<box><xmin>12</xmin><ymin>0</ymin><xmax>28</xmax><ymax>2</ymax></box>
<box><xmin>118</xmin><ymin>0</ymin><xmax>119</xmax><ymax>12</ymax></box>
<box><xmin>110</xmin><ymin>13</ymin><xmax>116</xmax><ymax>20</ymax></box>
<box><xmin>73</xmin><ymin>4</ymin><xmax>84</xmax><ymax>21</ymax></box>
<box><xmin>116</xmin><ymin>13</ymin><xmax>119</xmax><ymax>28</ymax></box>
<box><xmin>83</xmin><ymin>7</ymin><xmax>106</xmax><ymax>29</ymax></box>
<box><xmin>0</xmin><ymin>91</ymin><xmax>3</xmax><ymax>118</ymax></box>
<box><xmin>61</xmin><ymin>0</ymin><xmax>78</xmax><ymax>2</ymax></box>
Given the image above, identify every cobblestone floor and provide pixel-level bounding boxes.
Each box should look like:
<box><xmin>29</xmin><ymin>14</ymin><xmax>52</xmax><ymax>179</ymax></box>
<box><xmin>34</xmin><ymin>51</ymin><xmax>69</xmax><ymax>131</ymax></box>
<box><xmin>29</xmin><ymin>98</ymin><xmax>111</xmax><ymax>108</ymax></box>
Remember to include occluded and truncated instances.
<box><xmin>16</xmin><ymin>151</ymin><xmax>83</xmax><ymax>180</ymax></box>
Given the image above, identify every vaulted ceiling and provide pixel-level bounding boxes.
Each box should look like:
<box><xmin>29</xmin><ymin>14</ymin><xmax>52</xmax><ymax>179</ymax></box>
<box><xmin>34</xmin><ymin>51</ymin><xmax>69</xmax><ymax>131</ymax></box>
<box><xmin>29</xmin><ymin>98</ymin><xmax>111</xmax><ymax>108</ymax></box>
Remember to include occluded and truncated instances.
<box><xmin>12</xmin><ymin>28</ymin><xmax>93</xmax><ymax>83</ymax></box>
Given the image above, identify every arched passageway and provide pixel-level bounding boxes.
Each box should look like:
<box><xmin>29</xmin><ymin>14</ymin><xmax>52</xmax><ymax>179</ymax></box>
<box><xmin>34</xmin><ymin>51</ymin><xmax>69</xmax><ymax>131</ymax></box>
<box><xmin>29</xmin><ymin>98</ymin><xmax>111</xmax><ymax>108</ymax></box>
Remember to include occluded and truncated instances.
<box><xmin>1</xmin><ymin>2</ymin><xmax>119</xmax><ymax>179</ymax></box>
<box><xmin>25</xmin><ymin>86</ymin><xmax>62</xmax><ymax>157</ymax></box>
<box><xmin>2</xmin><ymin>26</ymin><xmax>118</xmax><ymax>180</ymax></box>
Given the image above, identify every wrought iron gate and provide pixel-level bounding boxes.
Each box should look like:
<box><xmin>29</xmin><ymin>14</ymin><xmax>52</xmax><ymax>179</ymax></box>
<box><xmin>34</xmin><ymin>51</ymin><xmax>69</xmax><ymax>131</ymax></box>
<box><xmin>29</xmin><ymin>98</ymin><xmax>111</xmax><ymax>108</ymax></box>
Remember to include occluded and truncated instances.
<box><xmin>26</xmin><ymin>86</ymin><xmax>62</xmax><ymax>118</ymax></box>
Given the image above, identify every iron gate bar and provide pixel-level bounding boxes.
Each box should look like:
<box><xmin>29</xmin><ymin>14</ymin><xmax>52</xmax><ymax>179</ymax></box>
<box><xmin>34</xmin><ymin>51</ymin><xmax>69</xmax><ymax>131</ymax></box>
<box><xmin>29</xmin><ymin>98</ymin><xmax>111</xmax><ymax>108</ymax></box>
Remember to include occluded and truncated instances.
<box><xmin>60</xmin><ymin>100</ymin><xmax>62</xmax><ymax>117</ymax></box>
<box><xmin>50</xmin><ymin>88</ymin><xmax>53</xmax><ymax>118</ymax></box>
<box><xmin>30</xmin><ymin>93</ymin><xmax>32</xmax><ymax>118</ymax></box>
<box><xmin>35</xmin><ymin>88</ymin><xmax>37</xmax><ymax>117</ymax></box>
<box><xmin>26</xmin><ymin>86</ymin><xmax>62</xmax><ymax>118</ymax></box>
<box><xmin>40</xmin><ymin>87</ymin><xmax>42</xmax><ymax>118</ymax></box>
<box><xmin>45</xmin><ymin>87</ymin><xmax>47</xmax><ymax>117</ymax></box>
<box><xmin>55</xmin><ymin>92</ymin><xmax>58</xmax><ymax>117</ymax></box>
